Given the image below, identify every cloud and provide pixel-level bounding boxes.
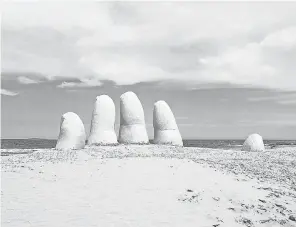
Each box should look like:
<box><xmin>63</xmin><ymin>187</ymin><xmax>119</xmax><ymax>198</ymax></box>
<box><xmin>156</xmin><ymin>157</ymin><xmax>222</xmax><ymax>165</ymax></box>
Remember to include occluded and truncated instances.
<box><xmin>277</xmin><ymin>99</ymin><xmax>296</xmax><ymax>105</ymax></box>
<box><xmin>17</xmin><ymin>76</ymin><xmax>40</xmax><ymax>84</ymax></box>
<box><xmin>78</xmin><ymin>52</ymin><xmax>169</xmax><ymax>85</ymax></box>
<box><xmin>247</xmin><ymin>93</ymin><xmax>296</xmax><ymax>105</ymax></box>
<box><xmin>197</xmin><ymin>26</ymin><xmax>296</xmax><ymax>90</ymax></box>
<box><xmin>2</xmin><ymin>2</ymin><xmax>296</xmax><ymax>90</ymax></box>
<box><xmin>57</xmin><ymin>78</ymin><xmax>102</xmax><ymax>88</ymax></box>
<box><xmin>238</xmin><ymin>119</ymin><xmax>296</xmax><ymax>127</ymax></box>
<box><xmin>260</xmin><ymin>26</ymin><xmax>296</xmax><ymax>49</ymax></box>
<box><xmin>0</xmin><ymin>89</ymin><xmax>19</xmax><ymax>96</ymax></box>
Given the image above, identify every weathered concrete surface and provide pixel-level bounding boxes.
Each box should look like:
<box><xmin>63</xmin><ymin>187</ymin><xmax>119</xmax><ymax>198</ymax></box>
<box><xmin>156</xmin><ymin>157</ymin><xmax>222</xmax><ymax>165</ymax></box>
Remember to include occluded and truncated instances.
<box><xmin>153</xmin><ymin>100</ymin><xmax>183</xmax><ymax>146</ymax></box>
<box><xmin>242</xmin><ymin>133</ymin><xmax>265</xmax><ymax>152</ymax></box>
<box><xmin>118</xmin><ymin>91</ymin><xmax>149</xmax><ymax>144</ymax></box>
<box><xmin>87</xmin><ymin>95</ymin><xmax>117</xmax><ymax>145</ymax></box>
<box><xmin>56</xmin><ymin>112</ymin><xmax>86</xmax><ymax>150</ymax></box>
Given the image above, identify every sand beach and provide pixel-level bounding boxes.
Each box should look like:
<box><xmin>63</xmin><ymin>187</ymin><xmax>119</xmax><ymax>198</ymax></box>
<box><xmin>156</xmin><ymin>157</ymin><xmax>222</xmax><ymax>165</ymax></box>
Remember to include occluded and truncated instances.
<box><xmin>1</xmin><ymin>145</ymin><xmax>296</xmax><ymax>227</ymax></box>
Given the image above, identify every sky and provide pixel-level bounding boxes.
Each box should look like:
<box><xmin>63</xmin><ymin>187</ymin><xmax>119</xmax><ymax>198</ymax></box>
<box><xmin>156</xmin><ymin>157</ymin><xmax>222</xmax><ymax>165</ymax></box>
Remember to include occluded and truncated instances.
<box><xmin>1</xmin><ymin>1</ymin><xmax>296</xmax><ymax>140</ymax></box>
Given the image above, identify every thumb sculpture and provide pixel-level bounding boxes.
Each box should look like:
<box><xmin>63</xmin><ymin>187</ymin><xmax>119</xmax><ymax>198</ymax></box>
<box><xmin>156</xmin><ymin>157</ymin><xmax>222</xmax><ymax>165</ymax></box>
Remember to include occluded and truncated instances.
<box><xmin>56</xmin><ymin>112</ymin><xmax>86</xmax><ymax>150</ymax></box>
<box><xmin>242</xmin><ymin>133</ymin><xmax>265</xmax><ymax>152</ymax></box>
<box><xmin>118</xmin><ymin>91</ymin><xmax>149</xmax><ymax>144</ymax></box>
<box><xmin>87</xmin><ymin>95</ymin><xmax>117</xmax><ymax>145</ymax></box>
<box><xmin>153</xmin><ymin>100</ymin><xmax>183</xmax><ymax>146</ymax></box>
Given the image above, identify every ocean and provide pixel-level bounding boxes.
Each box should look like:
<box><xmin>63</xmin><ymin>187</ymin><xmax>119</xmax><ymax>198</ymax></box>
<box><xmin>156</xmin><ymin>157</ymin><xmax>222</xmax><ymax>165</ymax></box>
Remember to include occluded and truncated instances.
<box><xmin>1</xmin><ymin>139</ymin><xmax>295</xmax><ymax>150</ymax></box>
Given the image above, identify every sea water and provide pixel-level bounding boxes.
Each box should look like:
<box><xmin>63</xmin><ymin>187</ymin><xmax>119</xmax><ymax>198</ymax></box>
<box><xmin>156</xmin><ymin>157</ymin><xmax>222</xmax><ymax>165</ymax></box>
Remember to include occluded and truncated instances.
<box><xmin>1</xmin><ymin>139</ymin><xmax>295</xmax><ymax>150</ymax></box>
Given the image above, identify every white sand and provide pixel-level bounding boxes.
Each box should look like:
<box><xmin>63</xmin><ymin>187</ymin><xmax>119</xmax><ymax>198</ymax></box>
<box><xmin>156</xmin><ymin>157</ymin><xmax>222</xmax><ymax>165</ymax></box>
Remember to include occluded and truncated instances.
<box><xmin>1</xmin><ymin>145</ymin><xmax>296</xmax><ymax>227</ymax></box>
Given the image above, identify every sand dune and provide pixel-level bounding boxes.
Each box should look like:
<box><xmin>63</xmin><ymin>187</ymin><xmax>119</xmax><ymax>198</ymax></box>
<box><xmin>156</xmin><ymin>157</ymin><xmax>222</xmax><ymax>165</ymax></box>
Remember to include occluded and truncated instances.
<box><xmin>1</xmin><ymin>145</ymin><xmax>296</xmax><ymax>227</ymax></box>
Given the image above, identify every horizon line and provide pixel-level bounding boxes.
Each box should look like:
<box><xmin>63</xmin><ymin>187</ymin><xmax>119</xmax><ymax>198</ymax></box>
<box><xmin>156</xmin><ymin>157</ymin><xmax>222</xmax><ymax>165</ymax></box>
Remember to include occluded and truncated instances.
<box><xmin>1</xmin><ymin>138</ymin><xmax>295</xmax><ymax>141</ymax></box>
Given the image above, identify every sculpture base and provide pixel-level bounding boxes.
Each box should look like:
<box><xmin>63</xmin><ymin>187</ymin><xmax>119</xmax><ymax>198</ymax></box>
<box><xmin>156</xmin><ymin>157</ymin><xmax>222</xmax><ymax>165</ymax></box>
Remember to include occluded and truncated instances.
<box><xmin>118</xmin><ymin>124</ymin><xmax>149</xmax><ymax>144</ymax></box>
<box><xmin>153</xmin><ymin>129</ymin><xmax>183</xmax><ymax>146</ymax></box>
